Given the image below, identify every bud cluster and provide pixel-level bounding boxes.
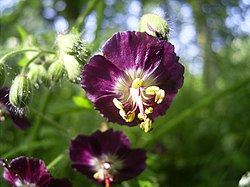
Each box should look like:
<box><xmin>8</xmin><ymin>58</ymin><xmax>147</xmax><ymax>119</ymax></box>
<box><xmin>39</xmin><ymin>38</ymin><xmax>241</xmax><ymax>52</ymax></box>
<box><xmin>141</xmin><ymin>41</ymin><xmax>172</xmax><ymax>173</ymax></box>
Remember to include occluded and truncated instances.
<box><xmin>56</xmin><ymin>33</ymin><xmax>90</xmax><ymax>83</ymax></box>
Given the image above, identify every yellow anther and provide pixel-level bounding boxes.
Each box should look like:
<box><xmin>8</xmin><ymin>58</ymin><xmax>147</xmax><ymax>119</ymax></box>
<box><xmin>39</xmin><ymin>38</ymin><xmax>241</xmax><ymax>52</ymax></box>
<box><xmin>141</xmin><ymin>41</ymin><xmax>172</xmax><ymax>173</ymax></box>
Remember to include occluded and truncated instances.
<box><xmin>93</xmin><ymin>172</ymin><xmax>99</xmax><ymax>179</ymax></box>
<box><xmin>126</xmin><ymin>112</ymin><xmax>135</xmax><ymax>122</ymax></box>
<box><xmin>145</xmin><ymin>86</ymin><xmax>160</xmax><ymax>95</ymax></box>
<box><xmin>119</xmin><ymin>109</ymin><xmax>127</xmax><ymax>121</ymax></box>
<box><xmin>137</xmin><ymin>113</ymin><xmax>145</xmax><ymax>121</ymax></box>
<box><xmin>140</xmin><ymin>118</ymin><xmax>152</xmax><ymax>133</ymax></box>
<box><xmin>131</xmin><ymin>78</ymin><xmax>143</xmax><ymax>88</ymax></box>
<box><xmin>113</xmin><ymin>98</ymin><xmax>123</xmax><ymax>110</ymax></box>
<box><xmin>155</xmin><ymin>89</ymin><xmax>165</xmax><ymax>104</ymax></box>
<box><xmin>145</xmin><ymin>107</ymin><xmax>153</xmax><ymax>114</ymax></box>
<box><xmin>0</xmin><ymin>116</ymin><xmax>5</xmax><ymax>122</ymax></box>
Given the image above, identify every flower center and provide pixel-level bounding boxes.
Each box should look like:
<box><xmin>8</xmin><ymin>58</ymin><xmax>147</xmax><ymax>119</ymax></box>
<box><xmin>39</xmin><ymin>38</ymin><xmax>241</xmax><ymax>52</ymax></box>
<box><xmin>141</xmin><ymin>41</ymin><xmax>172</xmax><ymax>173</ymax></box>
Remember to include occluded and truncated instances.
<box><xmin>91</xmin><ymin>155</ymin><xmax>123</xmax><ymax>186</ymax></box>
<box><xmin>113</xmin><ymin>78</ymin><xmax>165</xmax><ymax>132</ymax></box>
<box><xmin>15</xmin><ymin>180</ymin><xmax>37</xmax><ymax>187</ymax></box>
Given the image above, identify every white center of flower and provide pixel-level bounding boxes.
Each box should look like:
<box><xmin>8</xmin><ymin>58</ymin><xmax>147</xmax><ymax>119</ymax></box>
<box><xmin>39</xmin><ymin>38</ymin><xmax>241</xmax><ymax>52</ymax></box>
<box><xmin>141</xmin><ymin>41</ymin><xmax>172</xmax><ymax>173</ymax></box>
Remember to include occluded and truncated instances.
<box><xmin>113</xmin><ymin>77</ymin><xmax>165</xmax><ymax>133</ymax></box>
<box><xmin>15</xmin><ymin>179</ymin><xmax>37</xmax><ymax>187</ymax></box>
<box><xmin>91</xmin><ymin>155</ymin><xmax>123</xmax><ymax>184</ymax></box>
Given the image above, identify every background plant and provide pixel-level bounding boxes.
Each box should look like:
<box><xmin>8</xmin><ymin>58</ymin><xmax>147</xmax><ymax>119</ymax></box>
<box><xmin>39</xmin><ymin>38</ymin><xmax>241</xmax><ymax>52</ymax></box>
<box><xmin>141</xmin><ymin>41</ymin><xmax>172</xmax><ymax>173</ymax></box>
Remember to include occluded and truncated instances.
<box><xmin>0</xmin><ymin>0</ymin><xmax>250</xmax><ymax>186</ymax></box>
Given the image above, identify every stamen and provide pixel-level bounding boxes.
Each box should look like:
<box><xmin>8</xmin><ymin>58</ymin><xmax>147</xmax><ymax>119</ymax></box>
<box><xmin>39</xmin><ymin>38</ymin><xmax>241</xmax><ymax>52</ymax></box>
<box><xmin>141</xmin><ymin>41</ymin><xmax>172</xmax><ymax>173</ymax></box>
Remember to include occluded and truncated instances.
<box><xmin>155</xmin><ymin>89</ymin><xmax>165</xmax><ymax>104</ymax></box>
<box><xmin>145</xmin><ymin>86</ymin><xmax>160</xmax><ymax>95</ymax></box>
<box><xmin>113</xmin><ymin>98</ymin><xmax>123</xmax><ymax>110</ymax></box>
<box><xmin>140</xmin><ymin>118</ymin><xmax>152</xmax><ymax>133</ymax></box>
<box><xmin>119</xmin><ymin>109</ymin><xmax>127</xmax><ymax>121</ymax></box>
<box><xmin>126</xmin><ymin>112</ymin><xmax>135</xmax><ymax>122</ymax></box>
<box><xmin>145</xmin><ymin>107</ymin><xmax>153</xmax><ymax>114</ymax></box>
<box><xmin>137</xmin><ymin>113</ymin><xmax>145</xmax><ymax>121</ymax></box>
<box><xmin>113</xmin><ymin>75</ymin><xmax>166</xmax><ymax>132</ymax></box>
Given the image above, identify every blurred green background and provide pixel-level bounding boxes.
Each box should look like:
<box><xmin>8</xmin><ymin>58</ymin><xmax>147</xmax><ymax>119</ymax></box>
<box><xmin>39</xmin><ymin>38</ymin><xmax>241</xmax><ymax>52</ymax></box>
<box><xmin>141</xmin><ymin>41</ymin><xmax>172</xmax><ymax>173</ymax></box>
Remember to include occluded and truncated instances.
<box><xmin>1</xmin><ymin>0</ymin><xmax>250</xmax><ymax>186</ymax></box>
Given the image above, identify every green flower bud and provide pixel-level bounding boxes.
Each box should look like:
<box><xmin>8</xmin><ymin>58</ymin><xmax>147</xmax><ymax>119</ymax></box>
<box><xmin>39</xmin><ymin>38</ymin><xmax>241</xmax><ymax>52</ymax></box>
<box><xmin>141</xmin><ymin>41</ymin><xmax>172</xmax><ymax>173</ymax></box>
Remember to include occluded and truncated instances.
<box><xmin>9</xmin><ymin>75</ymin><xmax>33</xmax><ymax>108</ymax></box>
<box><xmin>57</xmin><ymin>33</ymin><xmax>90</xmax><ymax>64</ymax></box>
<box><xmin>0</xmin><ymin>63</ymin><xmax>6</xmax><ymax>87</ymax></box>
<box><xmin>57</xmin><ymin>33</ymin><xmax>80</xmax><ymax>54</ymax></box>
<box><xmin>139</xmin><ymin>14</ymin><xmax>170</xmax><ymax>40</ymax></box>
<box><xmin>48</xmin><ymin>59</ymin><xmax>65</xmax><ymax>83</ymax></box>
<box><xmin>27</xmin><ymin>64</ymin><xmax>48</xmax><ymax>86</ymax></box>
<box><xmin>61</xmin><ymin>52</ymin><xmax>82</xmax><ymax>83</ymax></box>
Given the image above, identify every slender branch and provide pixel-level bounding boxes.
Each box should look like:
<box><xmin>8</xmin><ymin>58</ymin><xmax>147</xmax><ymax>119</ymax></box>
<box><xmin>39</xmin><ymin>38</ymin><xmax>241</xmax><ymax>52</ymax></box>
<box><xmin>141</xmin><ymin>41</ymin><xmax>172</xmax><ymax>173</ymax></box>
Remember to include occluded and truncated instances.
<box><xmin>2</xmin><ymin>140</ymin><xmax>56</xmax><ymax>158</ymax></box>
<box><xmin>0</xmin><ymin>49</ymin><xmax>56</xmax><ymax>64</ymax></box>
<box><xmin>27</xmin><ymin>89</ymin><xmax>51</xmax><ymax>144</ymax></box>
<box><xmin>20</xmin><ymin>52</ymin><xmax>43</xmax><ymax>74</ymax></box>
<box><xmin>47</xmin><ymin>150</ymin><xmax>67</xmax><ymax>170</ymax></box>
<box><xmin>74</xmin><ymin>0</ymin><xmax>99</xmax><ymax>31</ymax></box>
<box><xmin>29</xmin><ymin>107</ymin><xmax>72</xmax><ymax>138</ymax></box>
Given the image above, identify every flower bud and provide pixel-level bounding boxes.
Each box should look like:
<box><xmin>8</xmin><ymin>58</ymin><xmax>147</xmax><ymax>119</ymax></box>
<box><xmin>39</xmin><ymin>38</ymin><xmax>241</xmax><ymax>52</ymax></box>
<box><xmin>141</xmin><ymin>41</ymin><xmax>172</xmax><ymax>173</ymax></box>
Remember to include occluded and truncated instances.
<box><xmin>57</xmin><ymin>33</ymin><xmax>80</xmax><ymax>54</ymax></box>
<box><xmin>27</xmin><ymin>64</ymin><xmax>48</xmax><ymax>86</ymax></box>
<box><xmin>48</xmin><ymin>59</ymin><xmax>65</xmax><ymax>83</ymax></box>
<box><xmin>61</xmin><ymin>53</ymin><xmax>82</xmax><ymax>83</ymax></box>
<box><xmin>57</xmin><ymin>33</ymin><xmax>90</xmax><ymax>64</ymax></box>
<box><xmin>139</xmin><ymin>14</ymin><xmax>170</xmax><ymax>40</ymax></box>
<box><xmin>9</xmin><ymin>75</ymin><xmax>33</xmax><ymax>108</ymax></box>
<box><xmin>0</xmin><ymin>63</ymin><xmax>6</xmax><ymax>87</ymax></box>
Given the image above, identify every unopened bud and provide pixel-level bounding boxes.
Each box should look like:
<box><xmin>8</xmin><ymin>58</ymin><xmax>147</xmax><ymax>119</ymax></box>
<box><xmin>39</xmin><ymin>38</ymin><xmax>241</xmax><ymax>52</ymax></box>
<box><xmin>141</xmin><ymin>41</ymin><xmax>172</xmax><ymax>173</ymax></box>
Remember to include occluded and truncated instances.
<box><xmin>57</xmin><ymin>33</ymin><xmax>80</xmax><ymax>54</ymax></box>
<box><xmin>57</xmin><ymin>33</ymin><xmax>90</xmax><ymax>64</ymax></box>
<box><xmin>61</xmin><ymin>53</ymin><xmax>82</xmax><ymax>83</ymax></box>
<box><xmin>139</xmin><ymin>14</ymin><xmax>170</xmax><ymax>40</ymax></box>
<box><xmin>27</xmin><ymin>64</ymin><xmax>48</xmax><ymax>86</ymax></box>
<box><xmin>9</xmin><ymin>75</ymin><xmax>33</xmax><ymax>108</ymax></box>
<box><xmin>48</xmin><ymin>59</ymin><xmax>65</xmax><ymax>83</ymax></box>
<box><xmin>0</xmin><ymin>63</ymin><xmax>6</xmax><ymax>87</ymax></box>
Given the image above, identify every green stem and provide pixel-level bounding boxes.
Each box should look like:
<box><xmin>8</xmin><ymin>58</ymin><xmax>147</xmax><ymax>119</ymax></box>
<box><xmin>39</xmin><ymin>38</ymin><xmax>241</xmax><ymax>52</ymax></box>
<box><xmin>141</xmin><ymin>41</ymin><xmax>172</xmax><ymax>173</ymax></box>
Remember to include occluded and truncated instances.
<box><xmin>29</xmin><ymin>107</ymin><xmax>72</xmax><ymax>138</ymax></box>
<box><xmin>74</xmin><ymin>0</ymin><xmax>99</xmax><ymax>31</ymax></box>
<box><xmin>0</xmin><ymin>49</ymin><xmax>55</xmax><ymax>64</ymax></box>
<box><xmin>21</xmin><ymin>52</ymin><xmax>43</xmax><ymax>74</ymax></box>
<box><xmin>27</xmin><ymin>89</ymin><xmax>51</xmax><ymax>145</ymax></box>
<box><xmin>47</xmin><ymin>150</ymin><xmax>67</xmax><ymax>170</ymax></box>
<box><xmin>2</xmin><ymin>140</ymin><xmax>56</xmax><ymax>158</ymax></box>
<box><xmin>144</xmin><ymin>76</ymin><xmax>250</xmax><ymax>147</ymax></box>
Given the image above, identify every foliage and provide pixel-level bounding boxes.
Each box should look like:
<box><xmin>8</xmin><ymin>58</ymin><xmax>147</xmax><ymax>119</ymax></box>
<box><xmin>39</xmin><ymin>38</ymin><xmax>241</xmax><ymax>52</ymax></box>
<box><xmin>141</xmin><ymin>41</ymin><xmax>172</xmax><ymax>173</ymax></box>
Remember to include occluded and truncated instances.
<box><xmin>1</xmin><ymin>0</ymin><xmax>250</xmax><ymax>187</ymax></box>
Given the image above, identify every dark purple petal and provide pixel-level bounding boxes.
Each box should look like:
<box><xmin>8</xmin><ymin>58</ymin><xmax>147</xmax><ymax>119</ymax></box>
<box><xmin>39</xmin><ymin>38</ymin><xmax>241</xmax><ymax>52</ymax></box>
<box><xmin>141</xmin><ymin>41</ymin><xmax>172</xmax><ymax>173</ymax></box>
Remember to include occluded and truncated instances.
<box><xmin>0</xmin><ymin>87</ymin><xmax>9</xmax><ymax>104</ymax></box>
<box><xmin>152</xmin><ymin>42</ymin><xmax>184</xmax><ymax>93</ymax></box>
<box><xmin>0</xmin><ymin>87</ymin><xmax>31</xmax><ymax>130</ymax></box>
<box><xmin>10</xmin><ymin>113</ymin><xmax>31</xmax><ymax>129</ymax></box>
<box><xmin>116</xmin><ymin>148</ymin><xmax>147</xmax><ymax>182</ymax></box>
<box><xmin>91</xmin><ymin>129</ymin><xmax>131</xmax><ymax>154</ymax></box>
<box><xmin>102</xmin><ymin>31</ymin><xmax>163</xmax><ymax>72</ymax></box>
<box><xmin>94</xmin><ymin>94</ymin><xmax>139</xmax><ymax>126</ymax></box>
<box><xmin>70</xmin><ymin>135</ymin><xmax>102</xmax><ymax>178</ymax></box>
<box><xmin>150</xmin><ymin>93</ymin><xmax>176</xmax><ymax>119</ymax></box>
<box><xmin>47</xmin><ymin>178</ymin><xmax>72</xmax><ymax>187</ymax></box>
<box><xmin>81</xmin><ymin>55</ymin><xmax>122</xmax><ymax>102</ymax></box>
<box><xmin>3</xmin><ymin>156</ymin><xmax>51</xmax><ymax>186</ymax></box>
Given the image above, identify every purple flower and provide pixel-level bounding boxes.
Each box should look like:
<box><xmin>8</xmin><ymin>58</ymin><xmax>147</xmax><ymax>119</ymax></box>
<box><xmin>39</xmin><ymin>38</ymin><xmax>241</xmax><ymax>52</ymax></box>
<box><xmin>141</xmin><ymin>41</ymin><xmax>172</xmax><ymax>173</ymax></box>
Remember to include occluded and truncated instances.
<box><xmin>1</xmin><ymin>156</ymin><xmax>72</xmax><ymax>187</ymax></box>
<box><xmin>0</xmin><ymin>87</ymin><xmax>31</xmax><ymax>129</ymax></box>
<box><xmin>70</xmin><ymin>129</ymin><xmax>146</xmax><ymax>186</ymax></box>
<box><xmin>81</xmin><ymin>31</ymin><xmax>184</xmax><ymax>132</ymax></box>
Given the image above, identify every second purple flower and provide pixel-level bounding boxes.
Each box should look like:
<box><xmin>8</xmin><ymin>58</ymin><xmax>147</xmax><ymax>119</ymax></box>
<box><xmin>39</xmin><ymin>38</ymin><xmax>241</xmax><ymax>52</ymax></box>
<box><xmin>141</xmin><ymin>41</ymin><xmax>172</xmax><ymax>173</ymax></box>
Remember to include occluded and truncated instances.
<box><xmin>81</xmin><ymin>31</ymin><xmax>184</xmax><ymax>132</ymax></box>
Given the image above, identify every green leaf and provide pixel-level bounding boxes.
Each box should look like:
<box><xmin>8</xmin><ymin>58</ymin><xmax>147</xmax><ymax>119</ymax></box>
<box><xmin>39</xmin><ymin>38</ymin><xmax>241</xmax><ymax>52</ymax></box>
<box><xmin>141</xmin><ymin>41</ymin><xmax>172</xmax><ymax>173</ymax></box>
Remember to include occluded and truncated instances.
<box><xmin>72</xmin><ymin>96</ymin><xmax>92</xmax><ymax>109</ymax></box>
<box><xmin>16</xmin><ymin>24</ymin><xmax>28</xmax><ymax>41</ymax></box>
<box><xmin>138</xmin><ymin>180</ymin><xmax>155</xmax><ymax>187</ymax></box>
